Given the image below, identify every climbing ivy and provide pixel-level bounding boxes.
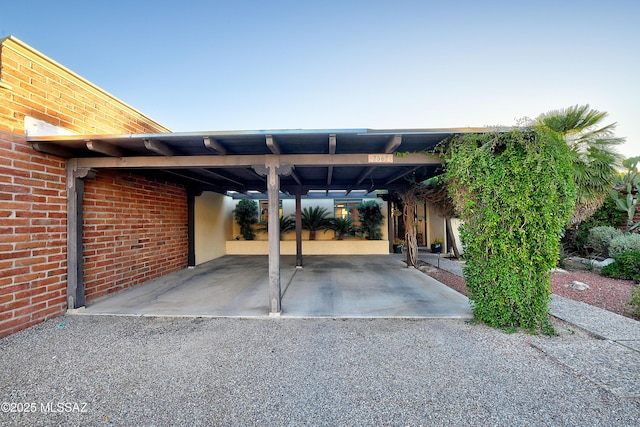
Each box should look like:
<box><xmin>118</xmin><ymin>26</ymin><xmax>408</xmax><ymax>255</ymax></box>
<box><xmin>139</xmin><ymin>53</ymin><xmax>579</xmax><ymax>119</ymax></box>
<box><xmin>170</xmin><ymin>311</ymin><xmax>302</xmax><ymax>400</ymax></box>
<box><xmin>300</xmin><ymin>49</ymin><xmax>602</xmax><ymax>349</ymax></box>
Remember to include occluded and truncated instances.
<box><xmin>445</xmin><ymin>128</ymin><xmax>576</xmax><ymax>332</ymax></box>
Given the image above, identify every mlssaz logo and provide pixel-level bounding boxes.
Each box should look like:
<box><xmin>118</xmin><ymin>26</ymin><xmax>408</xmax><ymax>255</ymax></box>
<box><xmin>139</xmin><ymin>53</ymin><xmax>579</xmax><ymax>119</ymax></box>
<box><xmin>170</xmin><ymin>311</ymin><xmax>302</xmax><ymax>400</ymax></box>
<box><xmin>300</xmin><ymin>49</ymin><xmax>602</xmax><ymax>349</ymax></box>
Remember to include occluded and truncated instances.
<box><xmin>41</xmin><ymin>402</ymin><xmax>89</xmax><ymax>413</ymax></box>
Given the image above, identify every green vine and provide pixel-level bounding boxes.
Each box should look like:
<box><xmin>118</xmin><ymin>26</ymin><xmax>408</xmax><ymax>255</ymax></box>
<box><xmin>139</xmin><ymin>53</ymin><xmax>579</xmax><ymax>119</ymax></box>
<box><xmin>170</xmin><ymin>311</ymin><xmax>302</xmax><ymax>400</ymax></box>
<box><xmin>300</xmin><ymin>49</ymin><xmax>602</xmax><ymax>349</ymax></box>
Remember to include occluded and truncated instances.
<box><xmin>445</xmin><ymin>128</ymin><xmax>576</xmax><ymax>332</ymax></box>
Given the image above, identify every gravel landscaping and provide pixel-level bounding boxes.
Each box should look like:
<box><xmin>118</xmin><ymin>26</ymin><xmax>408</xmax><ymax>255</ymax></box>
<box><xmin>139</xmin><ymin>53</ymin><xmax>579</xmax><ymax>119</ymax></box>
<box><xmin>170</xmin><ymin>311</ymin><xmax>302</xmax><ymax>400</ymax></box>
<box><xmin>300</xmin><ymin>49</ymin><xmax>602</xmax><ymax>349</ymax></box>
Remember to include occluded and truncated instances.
<box><xmin>419</xmin><ymin>260</ymin><xmax>639</xmax><ymax>320</ymax></box>
<box><xmin>1</xmin><ymin>315</ymin><xmax>639</xmax><ymax>426</ymax></box>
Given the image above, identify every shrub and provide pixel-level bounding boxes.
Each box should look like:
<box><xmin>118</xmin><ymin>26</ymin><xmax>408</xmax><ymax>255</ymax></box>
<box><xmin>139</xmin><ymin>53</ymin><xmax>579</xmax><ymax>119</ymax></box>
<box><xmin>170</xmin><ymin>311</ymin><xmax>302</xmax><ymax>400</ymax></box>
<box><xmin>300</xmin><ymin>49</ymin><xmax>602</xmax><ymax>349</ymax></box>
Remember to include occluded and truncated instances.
<box><xmin>233</xmin><ymin>199</ymin><xmax>258</xmax><ymax>240</ymax></box>
<box><xmin>587</xmin><ymin>226</ymin><xmax>623</xmax><ymax>257</ymax></box>
<box><xmin>573</xmin><ymin>197</ymin><xmax>626</xmax><ymax>254</ymax></box>
<box><xmin>609</xmin><ymin>234</ymin><xmax>640</xmax><ymax>259</ymax></box>
<box><xmin>601</xmin><ymin>250</ymin><xmax>640</xmax><ymax>281</ymax></box>
<box><xmin>445</xmin><ymin>128</ymin><xmax>576</xmax><ymax>332</ymax></box>
<box><xmin>630</xmin><ymin>285</ymin><xmax>640</xmax><ymax>319</ymax></box>
<box><xmin>358</xmin><ymin>201</ymin><xmax>384</xmax><ymax>240</ymax></box>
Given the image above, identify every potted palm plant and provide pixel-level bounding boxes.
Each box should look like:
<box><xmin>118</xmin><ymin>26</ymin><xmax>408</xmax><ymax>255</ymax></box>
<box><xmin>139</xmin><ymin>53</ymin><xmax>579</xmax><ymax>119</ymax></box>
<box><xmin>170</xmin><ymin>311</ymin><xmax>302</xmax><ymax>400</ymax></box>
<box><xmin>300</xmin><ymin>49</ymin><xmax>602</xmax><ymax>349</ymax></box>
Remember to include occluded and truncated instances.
<box><xmin>301</xmin><ymin>206</ymin><xmax>332</xmax><ymax>240</ymax></box>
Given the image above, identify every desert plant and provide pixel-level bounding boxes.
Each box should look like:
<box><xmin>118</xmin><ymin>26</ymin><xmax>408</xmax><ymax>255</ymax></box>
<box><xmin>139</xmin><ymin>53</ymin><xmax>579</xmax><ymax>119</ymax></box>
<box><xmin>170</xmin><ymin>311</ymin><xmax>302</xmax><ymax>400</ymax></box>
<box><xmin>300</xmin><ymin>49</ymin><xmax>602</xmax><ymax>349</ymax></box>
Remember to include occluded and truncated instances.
<box><xmin>233</xmin><ymin>199</ymin><xmax>258</xmax><ymax>240</ymax></box>
<box><xmin>256</xmin><ymin>215</ymin><xmax>295</xmax><ymax>240</ymax></box>
<box><xmin>329</xmin><ymin>217</ymin><xmax>357</xmax><ymax>240</ymax></box>
<box><xmin>587</xmin><ymin>226</ymin><xmax>623</xmax><ymax>257</ymax></box>
<box><xmin>601</xmin><ymin>250</ymin><xmax>640</xmax><ymax>281</ymax></box>
<box><xmin>572</xmin><ymin>197</ymin><xmax>626</xmax><ymax>254</ymax></box>
<box><xmin>301</xmin><ymin>206</ymin><xmax>332</xmax><ymax>240</ymax></box>
<box><xmin>609</xmin><ymin>156</ymin><xmax>640</xmax><ymax>233</ymax></box>
<box><xmin>609</xmin><ymin>234</ymin><xmax>640</xmax><ymax>259</ymax></box>
<box><xmin>358</xmin><ymin>201</ymin><xmax>384</xmax><ymax>240</ymax></box>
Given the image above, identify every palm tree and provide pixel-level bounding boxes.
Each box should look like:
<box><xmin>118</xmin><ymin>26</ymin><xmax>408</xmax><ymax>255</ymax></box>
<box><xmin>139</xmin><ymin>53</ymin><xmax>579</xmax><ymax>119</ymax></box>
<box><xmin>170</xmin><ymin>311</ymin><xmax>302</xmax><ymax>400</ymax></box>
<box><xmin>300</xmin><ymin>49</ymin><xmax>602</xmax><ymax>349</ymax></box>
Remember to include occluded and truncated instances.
<box><xmin>329</xmin><ymin>217</ymin><xmax>357</xmax><ymax>240</ymax></box>
<box><xmin>301</xmin><ymin>206</ymin><xmax>332</xmax><ymax>240</ymax></box>
<box><xmin>537</xmin><ymin>104</ymin><xmax>624</xmax><ymax>225</ymax></box>
<box><xmin>256</xmin><ymin>215</ymin><xmax>295</xmax><ymax>240</ymax></box>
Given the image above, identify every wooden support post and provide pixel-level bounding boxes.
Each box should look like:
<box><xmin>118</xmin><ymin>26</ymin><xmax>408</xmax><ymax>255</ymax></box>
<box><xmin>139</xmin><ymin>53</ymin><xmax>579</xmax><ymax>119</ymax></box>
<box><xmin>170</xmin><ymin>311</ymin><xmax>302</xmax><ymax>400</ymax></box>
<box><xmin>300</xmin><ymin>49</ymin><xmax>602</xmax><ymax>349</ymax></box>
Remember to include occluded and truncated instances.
<box><xmin>66</xmin><ymin>159</ymin><xmax>95</xmax><ymax>309</ymax></box>
<box><xmin>253</xmin><ymin>160</ymin><xmax>293</xmax><ymax>315</ymax></box>
<box><xmin>295</xmin><ymin>192</ymin><xmax>303</xmax><ymax>268</ymax></box>
<box><xmin>267</xmin><ymin>165</ymin><xmax>281</xmax><ymax>314</ymax></box>
<box><xmin>388</xmin><ymin>200</ymin><xmax>395</xmax><ymax>253</ymax></box>
<box><xmin>187</xmin><ymin>189</ymin><xmax>198</xmax><ymax>267</ymax></box>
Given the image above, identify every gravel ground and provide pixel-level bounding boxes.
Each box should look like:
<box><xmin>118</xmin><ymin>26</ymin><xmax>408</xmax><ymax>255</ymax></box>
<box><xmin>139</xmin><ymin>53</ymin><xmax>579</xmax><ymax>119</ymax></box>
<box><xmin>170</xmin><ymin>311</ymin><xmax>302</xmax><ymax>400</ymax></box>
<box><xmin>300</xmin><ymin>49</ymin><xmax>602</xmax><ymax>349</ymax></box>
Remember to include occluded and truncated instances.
<box><xmin>419</xmin><ymin>261</ymin><xmax>638</xmax><ymax>320</ymax></box>
<box><xmin>1</xmin><ymin>315</ymin><xmax>639</xmax><ymax>426</ymax></box>
<box><xmin>550</xmin><ymin>270</ymin><xmax>636</xmax><ymax>319</ymax></box>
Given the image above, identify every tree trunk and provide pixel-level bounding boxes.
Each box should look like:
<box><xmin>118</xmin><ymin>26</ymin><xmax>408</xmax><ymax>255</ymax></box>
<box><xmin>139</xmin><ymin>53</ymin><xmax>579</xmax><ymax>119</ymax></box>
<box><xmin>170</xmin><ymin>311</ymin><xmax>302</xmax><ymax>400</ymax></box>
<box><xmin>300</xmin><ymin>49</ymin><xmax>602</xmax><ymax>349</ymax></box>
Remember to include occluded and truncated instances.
<box><xmin>445</xmin><ymin>217</ymin><xmax>460</xmax><ymax>258</ymax></box>
<box><xmin>404</xmin><ymin>197</ymin><xmax>418</xmax><ymax>268</ymax></box>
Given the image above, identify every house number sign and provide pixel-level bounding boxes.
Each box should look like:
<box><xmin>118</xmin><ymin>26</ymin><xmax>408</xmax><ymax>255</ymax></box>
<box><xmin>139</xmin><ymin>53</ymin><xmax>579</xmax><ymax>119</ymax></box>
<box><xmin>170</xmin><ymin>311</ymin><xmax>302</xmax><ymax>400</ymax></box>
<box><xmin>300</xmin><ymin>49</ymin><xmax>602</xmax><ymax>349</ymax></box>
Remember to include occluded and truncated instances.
<box><xmin>368</xmin><ymin>154</ymin><xmax>394</xmax><ymax>163</ymax></box>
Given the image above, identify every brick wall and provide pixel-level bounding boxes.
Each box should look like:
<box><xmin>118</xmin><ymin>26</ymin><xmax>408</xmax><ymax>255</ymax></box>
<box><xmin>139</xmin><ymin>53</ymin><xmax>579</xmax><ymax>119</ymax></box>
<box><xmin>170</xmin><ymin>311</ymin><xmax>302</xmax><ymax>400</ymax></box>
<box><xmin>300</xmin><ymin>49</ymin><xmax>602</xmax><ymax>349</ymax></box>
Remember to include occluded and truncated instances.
<box><xmin>0</xmin><ymin>36</ymin><xmax>169</xmax><ymax>135</ymax></box>
<box><xmin>0</xmin><ymin>130</ymin><xmax>67</xmax><ymax>336</ymax></box>
<box><xmin>0</xmin><ymin>36</ymin><xmax>187</xmax><ymax>338</ymax></box>
<box><xmin>83</xmin><ymin>171</ymin><xmax>188</xmax><ymax>302</ymax></box>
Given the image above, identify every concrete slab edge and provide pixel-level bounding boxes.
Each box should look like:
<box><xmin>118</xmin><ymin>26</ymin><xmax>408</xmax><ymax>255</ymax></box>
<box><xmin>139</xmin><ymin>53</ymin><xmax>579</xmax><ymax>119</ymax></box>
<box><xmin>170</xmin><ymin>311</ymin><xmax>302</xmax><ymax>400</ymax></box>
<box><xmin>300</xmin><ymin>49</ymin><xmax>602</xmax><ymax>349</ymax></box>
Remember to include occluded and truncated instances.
<box><xmin>65</xmin><ymin>311</ymin><xmax>473</xmax><ymax>320</ymax></box>
<box><xmin>529</xmin><ymin>341</ymin><xmax>640</xmax><ymax>399</ymax></box>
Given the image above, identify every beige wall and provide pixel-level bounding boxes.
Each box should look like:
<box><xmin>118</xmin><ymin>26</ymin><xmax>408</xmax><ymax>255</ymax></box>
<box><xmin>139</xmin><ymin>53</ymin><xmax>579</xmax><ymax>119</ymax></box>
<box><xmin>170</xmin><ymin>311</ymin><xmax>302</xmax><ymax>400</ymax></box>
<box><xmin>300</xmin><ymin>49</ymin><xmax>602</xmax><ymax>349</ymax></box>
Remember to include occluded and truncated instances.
<box><xmin>426</xmin><ymin>203</ymin><xmax>447</xmax><ymax>252</ymax></box>
<box><xmin>195</xmin><ymin>192</ymin><xmax>234</xmax><ymax>264</ymax></box>
<box><xmin>450</xmin><ymin>218</ymin><xmax>464</xmax><ymax>255</ymax></box>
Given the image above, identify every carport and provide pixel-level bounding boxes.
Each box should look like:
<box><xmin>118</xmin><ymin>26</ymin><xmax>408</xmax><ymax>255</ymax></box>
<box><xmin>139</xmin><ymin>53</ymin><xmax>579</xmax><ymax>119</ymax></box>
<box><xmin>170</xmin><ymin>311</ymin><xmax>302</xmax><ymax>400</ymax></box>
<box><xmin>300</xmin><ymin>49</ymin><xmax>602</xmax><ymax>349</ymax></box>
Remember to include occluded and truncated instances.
<box><xmin>29</xmin><ymin>128</ymin><xmax>482</xmax><ymax>316</ymax></box>
<box><xmin>79</xmin><ymin>255</ymin><xmax>472</xmax><ymax>318</ymax></box>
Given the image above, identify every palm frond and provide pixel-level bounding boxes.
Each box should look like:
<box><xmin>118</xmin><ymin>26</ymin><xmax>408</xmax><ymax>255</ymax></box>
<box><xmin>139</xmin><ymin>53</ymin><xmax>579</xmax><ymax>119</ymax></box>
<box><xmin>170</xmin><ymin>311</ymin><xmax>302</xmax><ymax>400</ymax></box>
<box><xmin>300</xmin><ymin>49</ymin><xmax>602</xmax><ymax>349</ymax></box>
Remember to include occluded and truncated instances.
<box><xmin>538</xmin><ymin>104</ymin><xmax>624</xmax><ymax>211</ymax></box>
<box><xmin>300</xmin><ymin>206</ymin><xmax>332</xmax><ymax>231</ymax></box>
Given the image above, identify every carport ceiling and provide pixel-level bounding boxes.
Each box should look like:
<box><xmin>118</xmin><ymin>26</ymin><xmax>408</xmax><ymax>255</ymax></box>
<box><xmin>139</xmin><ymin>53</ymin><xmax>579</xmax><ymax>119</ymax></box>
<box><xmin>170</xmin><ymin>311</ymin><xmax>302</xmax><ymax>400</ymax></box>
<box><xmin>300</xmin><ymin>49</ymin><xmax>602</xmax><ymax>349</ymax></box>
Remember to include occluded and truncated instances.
<box><xmin>29</xmin><ymin>128</ymin><xmax>488</xmax><ymax>195</ymax></box>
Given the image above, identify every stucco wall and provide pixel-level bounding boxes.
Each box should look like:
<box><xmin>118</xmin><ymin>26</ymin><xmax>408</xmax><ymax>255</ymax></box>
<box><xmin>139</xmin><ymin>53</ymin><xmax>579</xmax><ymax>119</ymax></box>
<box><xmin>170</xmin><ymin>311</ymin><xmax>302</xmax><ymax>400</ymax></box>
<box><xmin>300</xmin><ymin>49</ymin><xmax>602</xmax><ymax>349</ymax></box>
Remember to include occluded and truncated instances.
<box><xmin>195</xmin><ymin>191</ymin><xmax>234</xmax><ymax>264</ymax></box>
<box><xmin>426</xmin><ymin>204</ymin><xmax>447</xmax><ymax>252</ymax></box>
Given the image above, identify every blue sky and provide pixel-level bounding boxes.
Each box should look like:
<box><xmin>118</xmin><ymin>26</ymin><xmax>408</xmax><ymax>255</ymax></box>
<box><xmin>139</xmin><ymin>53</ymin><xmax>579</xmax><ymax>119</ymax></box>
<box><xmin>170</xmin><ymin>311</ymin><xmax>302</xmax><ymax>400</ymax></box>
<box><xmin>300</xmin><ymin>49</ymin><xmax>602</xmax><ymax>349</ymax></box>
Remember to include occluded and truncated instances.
<box><xmin>2</xmin><ymin>0</ymin><xmax>638</xmax><ymax>158</ymax></box>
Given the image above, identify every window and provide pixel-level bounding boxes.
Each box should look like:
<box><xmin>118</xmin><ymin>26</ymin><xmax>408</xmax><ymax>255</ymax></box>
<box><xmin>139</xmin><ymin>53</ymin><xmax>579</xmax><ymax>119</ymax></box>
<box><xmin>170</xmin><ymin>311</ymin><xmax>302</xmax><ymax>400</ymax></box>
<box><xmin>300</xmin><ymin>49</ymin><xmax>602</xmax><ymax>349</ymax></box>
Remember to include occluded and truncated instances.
<box><xmin>334</xmin><ymin>199</ymin><xmax>361</xmax><ymax>237</ymax></box>
<box><xmin>259</xmin><ymin>200</ymin><xmax>283</xmax><ymax>224</ymax></box>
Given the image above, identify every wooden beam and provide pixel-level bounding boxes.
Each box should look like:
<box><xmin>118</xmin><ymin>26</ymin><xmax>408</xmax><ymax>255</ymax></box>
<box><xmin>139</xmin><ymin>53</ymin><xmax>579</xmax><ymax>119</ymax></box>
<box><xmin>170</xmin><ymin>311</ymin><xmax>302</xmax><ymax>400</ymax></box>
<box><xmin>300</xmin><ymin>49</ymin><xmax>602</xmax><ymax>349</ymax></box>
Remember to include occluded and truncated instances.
<box><xmin>162</xmin><ymin>170</ymin><xmax>225</xmax><ymax>186</ymax></box>
<box><xmin>356</xmin><ymin>166</ymin><xmax>376</xmax><ymax>185</ymax></box>
<box><xmin>144</xmin><ymin>138</ymin><xmax>175</xmax><ymax>156</ymax></box>
<box><xmin>386</xmin><ymin>166</ymin><xmax>421</xmax><ymax>184</ymax></box>
<box><xmin>384</xmin><ymin>135</ymin><xmax>402</xmax><ymax>153</ymax></box>
<box><xmin>291</xmin><ymin>170</ymin><xmax>302</xmax><ymax>185</ymax></box>
<box><xmin>203</xmin><ymin>137</ymin><xmax>227</xmax><ymax>155</ymax></box>
<box><xmin>31</xmin><ymin>142</ymin><xmax>75</xmax><ymax>158</ymax></box>
<box><xmin>76</xmin><ymin>153</ymin><xmax>440</xmax><ymax>169</ymax></box>
<box><xmin>327</xmin><ymin>134</ymin><xmax>336</xmax><ymax>185</ymax></box>
<box><xmin>265</xmin><ymin>135</ymin><xmax>281</xmax><ymax>154</ymax></box>
<box><xmin>85</xmin><ymin>140</ymin><xmax>124</xmax><ymax>157</ymax></box>
<box><xmin>354</xmin><ymin>135</ymin><xmax>402</xmax><ymax>185</ymax></box>
<box><xmin>192</xmin><ymin>169</ymin><xmax>245</xmax><ymax>187</ymax></box>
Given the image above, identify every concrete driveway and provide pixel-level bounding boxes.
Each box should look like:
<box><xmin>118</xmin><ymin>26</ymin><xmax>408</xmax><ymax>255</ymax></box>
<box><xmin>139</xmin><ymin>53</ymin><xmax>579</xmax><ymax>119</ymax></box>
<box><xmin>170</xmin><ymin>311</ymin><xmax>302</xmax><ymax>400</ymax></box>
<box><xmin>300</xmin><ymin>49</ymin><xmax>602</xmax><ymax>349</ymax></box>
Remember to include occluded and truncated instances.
<box><xmin>79</xmin><ymin>255</ymin><xmax>472</xmax><ymax>318</ymax></box>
